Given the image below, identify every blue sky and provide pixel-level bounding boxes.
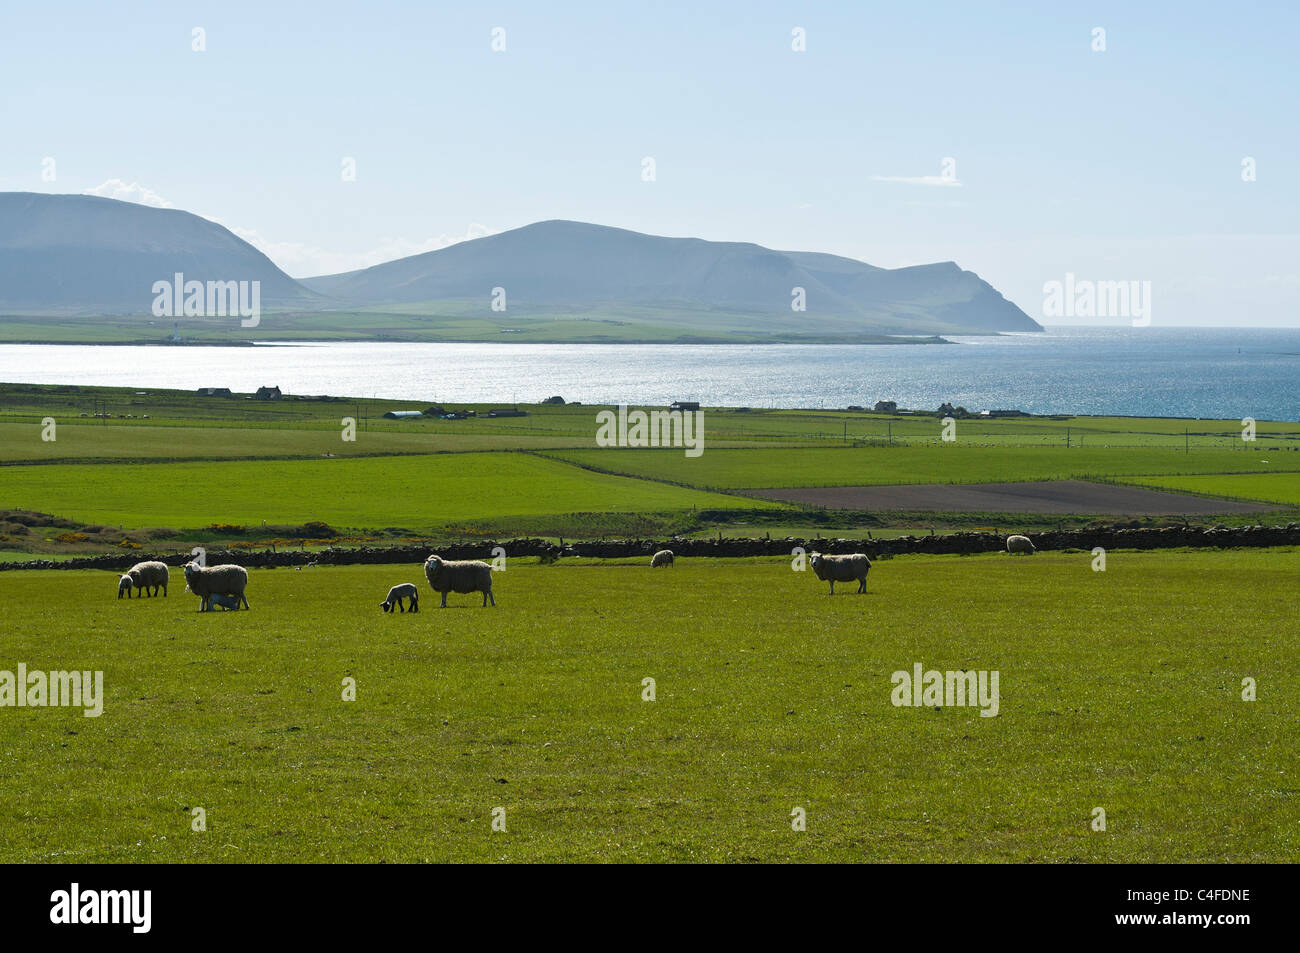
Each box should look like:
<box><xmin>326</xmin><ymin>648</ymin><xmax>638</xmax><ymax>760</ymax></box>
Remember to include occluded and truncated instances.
<box><xmin>3</xmin><ymin>0</ymin><xmax>1297</xmax><ymax>325</ymax></box>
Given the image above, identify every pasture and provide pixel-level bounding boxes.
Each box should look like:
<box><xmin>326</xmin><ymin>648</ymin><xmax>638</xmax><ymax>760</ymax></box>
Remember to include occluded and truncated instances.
<box><xmin>0</xmin><ymin>453</ymin><xmax>773</xmax><ymax>530</ymax></box>
<box><xmin>0</xmin><ymin>551</ymin><xmax>1294</xmax><ymax>862</ymax></box>
<box><xmin>547</xmin><ymin>445</ymin><xmax>1300</xmax><ymax>490</ymax></box>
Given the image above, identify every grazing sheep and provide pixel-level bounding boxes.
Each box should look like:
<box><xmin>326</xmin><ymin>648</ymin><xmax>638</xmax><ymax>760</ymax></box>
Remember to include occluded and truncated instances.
<box><xmin>117</xmin><ymin>574</ymin><xmax>133</xmax><ymax>599</ymax></box>
<box><xmin>207</xmin><ymin>592</ymin><xmax>243</xmax><ymax>611</ymax></box>
<box><xmin>380</xmin><ymin>583</ymin><xmax>420</xmax><ymax>613</ymax></box>
<box><xmin>809</xmin><ymin>552</ymin><xmax>871</xmax><ymax>594</ymax></box>
<box><xmin>184</xmin><ymin>562</ymin><xmax>250</xmax><ymax>612</ymax></box>
<box><xmin>651</xmin><ymin>549</ymin><xmax>674</xmax><ymax>568</ymax></box>
<box><xmin>1006</xmin><ymin>534</ymin><xmax>1036</xmax><ymax>555</ymax></box>
<box><xmin>127</xmin><ymin>560</ymin><xmax>169</xmax><ymax>597</ymax></box>
<box><xmin>424</xmin><ymin>555</ymin><xmax>495</xmax><ymax>607</ymax></box>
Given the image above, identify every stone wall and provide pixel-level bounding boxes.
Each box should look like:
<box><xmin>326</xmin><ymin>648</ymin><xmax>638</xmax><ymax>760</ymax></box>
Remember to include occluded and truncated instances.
<box><xmin>3</xmin><ymin>523</ymin><xmax>1298</xmax><ymax>571</ymax></box>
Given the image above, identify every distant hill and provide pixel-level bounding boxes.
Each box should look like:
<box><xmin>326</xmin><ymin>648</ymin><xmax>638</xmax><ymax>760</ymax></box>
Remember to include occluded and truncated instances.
<box><xmin>0</xmin><ymin>193</ymin><xmax>319</xmax><ymax>314</ymax></box>
<box><xmin>302</xmin><ymin>220</ymin><xmax>1042</xmax><ymax>335</ymax></box>
<box><xmin>0</xmin><ymin>196</ymin><xmax>1039</xmax><ymax>336</ymax></box>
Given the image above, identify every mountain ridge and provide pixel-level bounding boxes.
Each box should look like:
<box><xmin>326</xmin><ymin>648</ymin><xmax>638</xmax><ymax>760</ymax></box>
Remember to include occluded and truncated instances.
<box><xmin>0</xmin><ymin>195</ymin><xmax>1041</xmax><ymax>336</ymax></box>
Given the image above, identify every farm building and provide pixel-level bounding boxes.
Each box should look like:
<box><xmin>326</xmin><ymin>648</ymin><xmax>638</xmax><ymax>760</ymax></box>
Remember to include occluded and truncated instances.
<box><xmin>486</xmin><ymin>408</ymin><xmax>528</xmax><ymax>418</ymax></box>
<box><xmin>382</xmin><ymin>410</ymin><xmax>424</xmax><ymax>420</ymax></box>
<box><xmin>196</xmin><ymin>387</ymin><xmax>233</xmax><ymax>397</ymax></box>
<box><xmin>670</xmin><ymin>401</ymin><xmax>700</xmax><ymax>411</ymax></box>
<box><xmin>255</xmin><ymin>386</ymin><xmax>282</xmax><ymax>401</ymax></box>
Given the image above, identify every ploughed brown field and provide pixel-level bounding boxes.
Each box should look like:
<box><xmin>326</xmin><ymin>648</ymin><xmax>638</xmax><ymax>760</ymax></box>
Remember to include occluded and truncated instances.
<box><xmin>744</xmin><ymin>479</ymin><xmax>1273</xmax><ymax>515</ymax></box>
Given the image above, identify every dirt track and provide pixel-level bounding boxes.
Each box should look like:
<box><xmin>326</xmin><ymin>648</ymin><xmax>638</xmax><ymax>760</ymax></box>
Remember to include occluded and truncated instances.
<box><xmin>745</xmin><ymin>480</ymin><xmax>1272</xmax><ymax>515</ymax></box>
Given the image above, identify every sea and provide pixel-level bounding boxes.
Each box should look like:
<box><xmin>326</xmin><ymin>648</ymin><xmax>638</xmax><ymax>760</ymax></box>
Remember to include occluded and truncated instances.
<box><xmin>0</xmin><ymin>326</ymin><xmax>1296</xmax><ymax>420</ymax></box>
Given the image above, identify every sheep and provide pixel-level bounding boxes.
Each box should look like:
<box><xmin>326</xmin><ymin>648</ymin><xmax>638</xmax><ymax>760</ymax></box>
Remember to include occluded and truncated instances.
<box><xmin>183</xmin><ymin>562</ymin><xmax>250</xmax><ymax>612</ymax></box>
<box><xmin>651</xmin><ymin>549</ymin><xmax>674</xmax><ymax>568</ymax></box>
<box><xmin>380</xmin><ymin>583</ymin><xmax>420</xmax><ymax>613</ymax></box>
<box><xmin>809</xmin><ymin>552</ymin><xmax>871</xmax><ymax>594</ymax></box>
<box><xmin>207</xmin><ymin>592</ymin><xmax>243</xmax><ymax>611</ymax></box>
<box><xmin>424</xmin><ymin>555</ymin><xmax>495</xmax><ymax>607</ymax></box>
<box><xmin>127</xmin><ymin>560</ymin><xmax>169</xmax><ymax>597</ymax></box>
<box><xmin>117</xmin><ymin>574</ymin><xmax>133</xmax><ymax>599</ymax></box>
<box><xmin>1006</xmin><ymin>534</ymin><xmax>1036</xmax><ymax>555</ymax></box>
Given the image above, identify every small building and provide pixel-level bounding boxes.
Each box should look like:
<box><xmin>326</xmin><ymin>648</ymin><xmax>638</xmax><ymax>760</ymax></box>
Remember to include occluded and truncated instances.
<box><xmin>196</xmin><ymin>387</ymin><xmax>233</xmax><ymax>398</ymax></box>
<box><xmin>670</xmin><ymin>401</ymin><xmax>700</xmax><ymax>412</ymax></box>
<box><xmin>874</xmin><ymin>400</ymin><xmax>898</xmax><ymax>414</ymax></box>
<box><xmin>938</xmin><ymin>402</ymin><xmax>957</xmax><ymax>416</ymax></box>
<box><xmin>383</xmin><ymin>410</ymin><xmax>424</xmax><ymax>420</ymax></box>
<box><xmin>487</xmin><ymin>408</ymin><xmax>528</xmax><ymax>418</ymax></box>
<box><xmin>255</xmin><ymin>386</ymin><xmax>282</xmax><ymax>401</ymax></box>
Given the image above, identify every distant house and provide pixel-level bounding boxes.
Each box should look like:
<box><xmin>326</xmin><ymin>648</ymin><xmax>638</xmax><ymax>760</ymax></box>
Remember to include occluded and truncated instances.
<box><xmin>196</xmin><ymin>387</ymin><xmax>233</xmax><ymax>398</ymax></box>
<box><xmin>487</xmin><ymin>408</ymin><xmax>528</xmax><ymax>418</ymax></box>
<box><xmin>938</xmin><ymin>402</ymin><xmax>957</xmax><ymax>416</ymax></box>
<box><xmin>670</xmin><ymin>401</ymin><xmax>700</xmax><ymax>411</ymax></box>
<box><xmin>874</xmin><ymin>400</ymin><xmax>898</xmax><ymax>413</ymax></box>
<box><xmin>382</xmin><ymin>410</ymin><xmax>424</xmax><ymax>420</ymax></box>
<box><xmin>255</xmin><ymin>386</ymin><xmax>282</xmax><ymax>401</ymax></box>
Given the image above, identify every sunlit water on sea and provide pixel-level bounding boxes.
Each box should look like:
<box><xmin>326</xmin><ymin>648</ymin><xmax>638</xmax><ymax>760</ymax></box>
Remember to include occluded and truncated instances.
<box><xmin>1</xmin><ymin>326</ymin><xmax>1296</xmax><ymax>419</ymax></box>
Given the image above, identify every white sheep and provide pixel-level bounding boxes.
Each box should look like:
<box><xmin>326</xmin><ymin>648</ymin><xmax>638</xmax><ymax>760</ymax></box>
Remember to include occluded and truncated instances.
<box><xmin>1006</xmin><ymin>535</ymin><xmax>1036</xmax><ymax>555</ymax></box>
<box><xmin>651</xmin><ymin>549</ymin><xmax>674</xmax><ymax>568</ymax></box>
<box><xmin>117</xmin><ymin>574</ymin><xmax>133</xmax><ymax>599</ymax></box>
<box><xmin>127</xmin><ymin>560</ymin><xmax>169</xmax><ymax>597</ymax></box>
<box><xmin>424</xmin><ymin>555</ymin><xmax>495</xmax><ymax>607</ymax></box>
<box><xmin>380</xmin><ymin>583</ymin><xmax>420</xmax><ymax>613</ymax></box>
<box><xmin>184</xmin><ymin>562</ymin><xmax>250</xmax><ymax>611</ymax></box>
<box><xmin>809</xmin><ymin>552</ymin><xmax>871</xmax><ymax>594</ymax></box>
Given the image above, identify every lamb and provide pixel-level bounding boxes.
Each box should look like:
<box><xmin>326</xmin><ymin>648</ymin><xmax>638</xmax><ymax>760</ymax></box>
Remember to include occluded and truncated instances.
<box><xmin>207</xmin><ymin>592</ymin><xmax>243</xmax><ymax>611</ymax></box>
<box><xmin>1006</xmin><ymin>534</ymin><xmax>1036</xmax><ymax>555</ymax></box>
<box><xmin>117</xmin><ymin>574</ymin><xmax>133</xmax><ymax>599</ymax></box>
<box><xmin>380</xmin><ymin>583</ymin><xmax>420</xmax><ymax>613</ymax></box>
<box><xmin>651</xmin><ymin>549</ymin><xmax>674</xmax><ymax>568</ymax></box>
<box><xmin>424</xmin><ymin>555</ymin><xmax>495</xmax><ymax>607</ymax></box>
<box><xmin>127</xmin><ymin>560</ymin><xmax>169</xmax><ymax>597</ymax></box>
<box><xmin>809</xmin><ymin>552</ymin><xmax>871</xmax><ymax>594</ymax></box>
<box><xmin>183</xmin><ymin>562</ymin><xmax>250</xmax><ymax>612</ymax></box>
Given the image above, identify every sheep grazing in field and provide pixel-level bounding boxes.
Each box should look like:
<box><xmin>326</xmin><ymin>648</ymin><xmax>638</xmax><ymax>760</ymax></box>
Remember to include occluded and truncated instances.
<box><xmin>380</xmin><ymin>583</ymin><xmax>420</xmax><ymax>613</ymax></box>
<box><xmin>424</xmin><ymin>555</ymin><xmax>495</xmax><ymax>608</ymax></box>
<box><xmin>651</xmin><ymin>549</ymin><xmax>674</xmax><ymax>568</ymax></box>
<box><xmin>127</xmin><ymin>560</ymin><xmax>169</xmax><ymax>597</ymax></box>
<box><xmin>1006</xmin><ymin>534</ymin><xmax>1037</xmax><ymax>555</ymax></box>
<box><xmin>809</xmin><ymin>552</ymin><xmax>871</xmax><ymax>594</ymax></box>
<box><xmin>207</xmin><ymin>592</ymin><xmax>243</xmax><ymax>611</ymax></box>
<box><xmin>117</xmin><ymin>574</ymin><xmax>133</xmax><ymax>599</ymax></box>
<box><xmin>184</xmin><ymin>561</ymin><xmax>250</xmax><ymax>612</ymax></box>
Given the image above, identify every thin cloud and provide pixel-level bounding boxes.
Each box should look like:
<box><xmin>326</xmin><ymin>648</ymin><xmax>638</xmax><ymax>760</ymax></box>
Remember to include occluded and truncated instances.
<box><xmin>83</xmin><ymin>179</ymin><xmax>174</xmax><ymax>207</ymax></box>
<box><xmin>872</xmin><ymin>174</ymin><xmax>962</xmax><ymax>187</ymax></box>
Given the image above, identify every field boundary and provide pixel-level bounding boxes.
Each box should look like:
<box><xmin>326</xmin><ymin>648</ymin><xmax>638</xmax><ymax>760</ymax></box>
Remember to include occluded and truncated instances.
<box><xmin>5</xmin><ymin>522</ymin><xmax>1298</xmax><ymax>571</ymax></box>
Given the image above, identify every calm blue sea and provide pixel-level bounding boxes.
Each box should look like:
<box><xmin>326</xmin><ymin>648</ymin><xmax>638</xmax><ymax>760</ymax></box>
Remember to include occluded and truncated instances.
<box><xmin>0</xmin><ymin>326</ymin><xmax>1296</xmax><ymax>419</ymax></box>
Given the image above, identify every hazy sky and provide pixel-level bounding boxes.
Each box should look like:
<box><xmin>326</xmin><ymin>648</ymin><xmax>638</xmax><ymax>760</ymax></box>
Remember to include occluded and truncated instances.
<box><xmin>3</xmin><ymin>1</ymin><xmax>1297</xmax><ymax>326</ymax></box>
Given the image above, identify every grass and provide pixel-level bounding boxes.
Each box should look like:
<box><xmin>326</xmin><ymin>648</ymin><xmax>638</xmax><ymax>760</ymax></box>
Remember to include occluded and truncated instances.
<box><xmin>0</xmin><ymin>550</ymin><xmax>1294</xmax><ymax>862</ymax></box>
<box><xmin>546</xmin><ymin>445</ymin><xmax>1300</xmax><ymax>490</ymax></box>
<box><xmin>0</xmin><ymin>421</ymin><xmax>585</xmax><ymax>463</ymax></box>
<box><xmin>1126</xmin><ymin>472</ymin><xmax>1300</xmax><ymax>506</ymax></box>
<box><xmin>0</xmin><ymin>452</ymin><xmax>775</xmax><ymax>531</ymax></box>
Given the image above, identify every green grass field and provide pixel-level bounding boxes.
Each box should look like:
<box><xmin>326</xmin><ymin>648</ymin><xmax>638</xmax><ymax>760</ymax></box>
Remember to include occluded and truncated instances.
<box><xmin>1</xmin><ymin>550</ymin><xmax>1294</xmax><ymax>862</ymax></box>
<box><xmin>1127</xmin><ymin>472</ymin><xmax>1300</xmax><ymax>506</ymax></box>
<box><xmin>0</xmin><ymin>452</ymin><xmax>773</xmax><ymax>531</ymax></box>
<box><xmin>547</xmin><ymin>445</ymin><xmax>1300</xmax><ymax>489</ymax></box>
